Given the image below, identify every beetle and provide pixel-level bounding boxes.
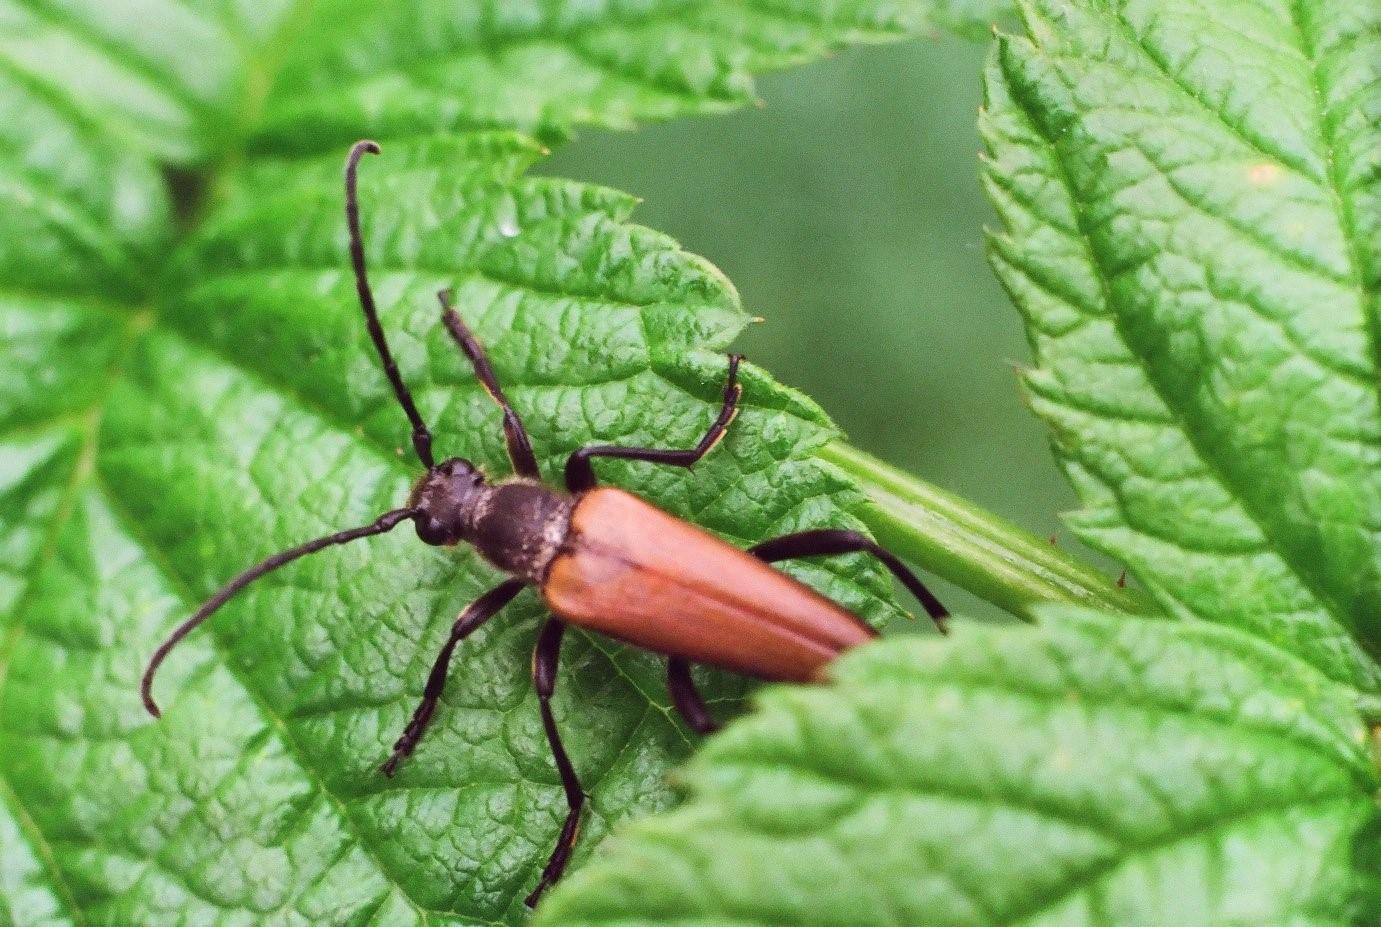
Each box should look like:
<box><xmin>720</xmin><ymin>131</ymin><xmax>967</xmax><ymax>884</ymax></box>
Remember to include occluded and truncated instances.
<box><xmin>141</xmin><ymin>140</ymin><xmax>948</xmax><ymax>907</ymax></box>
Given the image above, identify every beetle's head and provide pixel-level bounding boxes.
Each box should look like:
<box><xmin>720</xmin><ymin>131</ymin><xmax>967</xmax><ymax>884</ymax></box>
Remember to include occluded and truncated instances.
<box><xmin>409</xmin><ymin>457</ymin><xmax>487</xmax><ymax>546</ymax></box>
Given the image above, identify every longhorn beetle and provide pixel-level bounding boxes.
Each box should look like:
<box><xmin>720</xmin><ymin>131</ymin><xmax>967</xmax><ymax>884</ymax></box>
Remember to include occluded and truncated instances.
<box><xmin>141</xmin><ymin>140</ymin><xmax>948</xmax><ymax>907</ymax></box>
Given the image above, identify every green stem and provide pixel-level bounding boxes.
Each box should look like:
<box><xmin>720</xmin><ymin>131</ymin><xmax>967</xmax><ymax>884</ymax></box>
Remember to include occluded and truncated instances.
<box><xmin>821</xmin><ymin>441</ymin><xmax>1148</xmax><ymax>619</ymax></box>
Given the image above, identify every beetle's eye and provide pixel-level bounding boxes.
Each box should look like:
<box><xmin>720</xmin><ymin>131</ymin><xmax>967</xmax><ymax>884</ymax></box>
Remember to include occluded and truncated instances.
<box><xmin>414</xmin><ymin>516</ymin><xmax>449</xmax><ymax>546</ymax></box>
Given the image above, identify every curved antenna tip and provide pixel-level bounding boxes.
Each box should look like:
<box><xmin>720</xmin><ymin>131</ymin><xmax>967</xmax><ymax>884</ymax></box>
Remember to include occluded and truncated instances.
<box><xmin>136</xmin><ymin>507</ymin><xmax>418</xmax><ymax>720</ymax></box>
<box><xmin>351</xmin><ymin>139</ymin><xmax>381</xmax><ymax>157</ymax></box>
<box><xmin>141</xmin><ymin>680</ymin><xmax>162</xmax><ymax>719</ymax></box>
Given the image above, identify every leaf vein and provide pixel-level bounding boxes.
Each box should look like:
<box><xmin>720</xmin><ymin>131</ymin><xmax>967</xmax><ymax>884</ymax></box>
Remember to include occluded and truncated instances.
<box><xmin>94</xmin><ymin>475</ymin><xmax>447</xmax><ymax>927</ymax></box>
<box><xmin>0</xmin><ymin>773</ymin><xmax>85</xmax><ymax>927</ymax></box>
<box><xmin>1003</xmin><ymin>34</ymin><xmax>1355</xmax><ymax>646</ymax></box>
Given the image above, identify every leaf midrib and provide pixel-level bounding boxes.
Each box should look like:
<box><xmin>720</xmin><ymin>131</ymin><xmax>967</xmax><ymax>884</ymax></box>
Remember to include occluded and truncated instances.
<box><xmin>0</xmin><ymin>766</ymin><xmax>84</xmax><ymax>927</ymax></box>
<box><xmin>1102</xmin><ymin>0</ymin><xmax>1378</xmax><ymax>396</ymax></box>
<box><xmin>1101</xmin><ymin>0</ymin><xmax>1379</xmax><ymax>620</ymax></box>
<box><xmin>998</xmin><ymin>792</ymin><xmax>1357</xmax><ymax>927</ymax></box>
<box><xmin>0</xmin><ymin>306</ymin><xmax>151</xmax><ymax>927</ymax></box>
<box><xmin>0</xmin><ymin>55</ymin><xmax>468</xmax><ymax>912</ymax></box>
<box><xmin>1284</xmin><ymin>1</ymin><xmax>1381</xmax><ymax>634</ymax></box>
<box><xmin>1284</xmin><ymin>0</ymin><xmax>1380</xmax><ymax>381</ymax></box>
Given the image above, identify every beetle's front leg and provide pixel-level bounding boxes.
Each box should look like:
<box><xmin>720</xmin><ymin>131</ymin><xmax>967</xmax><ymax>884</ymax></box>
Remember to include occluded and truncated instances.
<box><xmin>381</xmin><ymin>579</ymin><xmax>526</xmax><ymax>776</ymax></box>
<box><xmin>525</xmin><ymin>618</ymin><xmax>586</xmax><ymax>908</ymax></box>
<box><xmin>438</xmin><ymin>289</ymin><xmax>541</xmax><ymax>480</ymax></box>
<box><xmin>564</xmin><ymin>354</ymin><xmax>742</xmax><ymax>492</ymax></box>
<box><xmin>750</xmin><ymin>529</ymin><xmax>949</xmax><ymax>631</ymax></box>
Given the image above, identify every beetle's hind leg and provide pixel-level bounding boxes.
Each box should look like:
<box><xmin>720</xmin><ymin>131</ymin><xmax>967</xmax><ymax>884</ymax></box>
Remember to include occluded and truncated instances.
<box><xmin>750</xmin><ymin>529</ymin><xmax>949</xmax><ymax>632</ymax></box>
<box><xmin>525</xmin><ymin>618</ymin><xmax>585</xmax><ymax>908</ymax></box>
<box><xmin>667</xmin><ymin>657</ymin><xmax>720</xmax><ymax>735</ymax></box>
<box><xmin>564</xmin><ymin>354</ymin><xmax>742</xmax><ymax>492</ymax></box>
<box><xmin>381</xmin><ymin>579</ymin><xmax>525</xmax><ymax>776</ymax></box>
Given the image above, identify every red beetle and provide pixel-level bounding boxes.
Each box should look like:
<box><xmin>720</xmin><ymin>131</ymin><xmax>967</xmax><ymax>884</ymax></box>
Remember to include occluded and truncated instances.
<box><xmin>142</xmin><ymin>141</ymin><xmax>947</xmax><ymax>906</ymax></box>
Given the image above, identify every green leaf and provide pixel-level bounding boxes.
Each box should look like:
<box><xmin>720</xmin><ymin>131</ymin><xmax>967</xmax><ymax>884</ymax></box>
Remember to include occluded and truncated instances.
<box><xmin>2</xmin><ymin>134</ymin><xmax>899</xmax><ymax>925</ymax></box>
<box><xmin>981</xmin><ymin>0</ymin><xmax>1381</xmax><ymax>690</ymax></box>
<box><xmin>0</xmin><ymin>1</ymin><xmax>997</xmax><ymax>163</ymax></box>
<box><xmin>256</xmin><ymin>1</ymin><xmax>935</xmax><ymax>152</ymax></box>
<box><xmin>0</xmin><ymin>780</ymin><xmax>73</xmax><ymax>927</ymax></box>
<box><xmin>529</xmin><ymin>3</ymin><xmax>1381</xmax><ymax>923</ymax></box>
<box><xmin>0</xmin><ymin>0</ymin><xmax>297</xmax><ymax>162</ymax></box>
<box><xmin>0</xmin><ymin>0</ymin><xmax>953</xmax><ymax>917</ymax></box>
<box><xmin>929</xmin><ymin>0</ymin><xmax>1019</xmax><ymax>39</ymax></box>
<box><xmin>535</xmin><ymin>608</ymin><xmax>1381</xmax><ymax>926</ymax></box>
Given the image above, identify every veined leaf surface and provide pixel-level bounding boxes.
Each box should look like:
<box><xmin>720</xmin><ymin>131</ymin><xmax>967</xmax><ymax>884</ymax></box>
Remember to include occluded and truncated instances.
<box><xmin>0</xmin><ymin>2</ymin><xmax>965</xmax><ymax>923</ymax></box>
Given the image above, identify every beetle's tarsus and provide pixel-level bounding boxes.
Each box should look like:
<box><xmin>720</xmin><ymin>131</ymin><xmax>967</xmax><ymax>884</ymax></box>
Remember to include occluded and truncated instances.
<box><xmin>380</xmin><ymin>734</ymin><xmax>417</xmax><ymax>777</ymax></box>
<box><xmin>380</xmin><ymin>751</ymin><xmax>405</xmax><ymax>778</ymax></box>
<box><xmin>526</xmin><ymin>618</ymin><xmax>584</xmax><ymax>907</ymax></box>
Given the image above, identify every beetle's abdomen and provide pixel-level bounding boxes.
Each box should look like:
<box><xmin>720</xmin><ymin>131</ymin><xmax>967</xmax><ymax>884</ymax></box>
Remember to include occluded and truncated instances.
<box><xmin>542</xmin><ymin>488</ymin><xmax>874</xmax><ymax>682</ymax></box>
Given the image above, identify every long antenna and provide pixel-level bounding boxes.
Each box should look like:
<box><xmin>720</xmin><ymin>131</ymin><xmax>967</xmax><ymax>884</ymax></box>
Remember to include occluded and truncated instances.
<box><xmin>345</xmin><ymin>140</ymin><xmax>435</xmax><ymax>469</ymax></box>
<box><xmin>141</xmin><ymin>506</ymin><xmax>419</xmax><ymax>717</ymax></box>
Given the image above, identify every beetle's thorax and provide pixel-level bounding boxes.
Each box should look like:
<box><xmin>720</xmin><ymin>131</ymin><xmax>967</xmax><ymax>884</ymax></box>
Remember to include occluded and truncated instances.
<box><xmin>466</xmin><ymin>479</ymin><xmax>574</xmax><ymax>581</ymax></box>
<box><xmin>410</xmin><ymin>459</ymin><xmax>573</xmax><ymax>582</ymax></box>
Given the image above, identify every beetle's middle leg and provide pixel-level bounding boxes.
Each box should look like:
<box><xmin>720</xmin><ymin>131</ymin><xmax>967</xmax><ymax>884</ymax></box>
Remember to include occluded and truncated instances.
<box><xmin>564</xmin><ymin>354</ymin><xmax>742</xmax><ymax>492</ymax></box>
<box><xmin>750</xmin><ymin>529</ymin><xmax>949</xmax><ymax>631</ymax></box>
<box><xmin>381</xmin><ymin>579</ymin><xmax>526</xmax><ymax>776</ymax></box>
<box><xmin>525</xmin><ymin>618</ymin><xmax>585</xmax><ymax>908</ymax></box>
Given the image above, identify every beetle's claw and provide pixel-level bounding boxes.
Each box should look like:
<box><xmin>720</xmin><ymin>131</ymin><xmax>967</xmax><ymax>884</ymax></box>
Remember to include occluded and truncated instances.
<box><xmin>380</xmin><ymin>747</ymin><xmax>410</xmax><ymax>777</ymax></box>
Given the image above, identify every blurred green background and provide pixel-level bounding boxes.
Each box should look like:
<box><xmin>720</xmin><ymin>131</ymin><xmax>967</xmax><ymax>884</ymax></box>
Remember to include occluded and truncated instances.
<box><xmin>546</xmin><ymin>34</ymin><xmax>1091</xmax><ymax>617</ymax></box>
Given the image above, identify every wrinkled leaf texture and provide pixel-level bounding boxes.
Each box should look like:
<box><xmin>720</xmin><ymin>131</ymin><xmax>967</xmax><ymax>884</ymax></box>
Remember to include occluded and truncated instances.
<box><xmin>538</xmin><ymin>608</ymin><xmax>1379</xmax><ymax>926</ymax></box>
<box><xmin>0</xmin><ymin>2</ymin><xmax>986</xmax><ymax>924</ymax></box>
<box><xmin>533</xmin><ymin>0</ymin><xmax>1381</xmax><ymax>924</ymax></box>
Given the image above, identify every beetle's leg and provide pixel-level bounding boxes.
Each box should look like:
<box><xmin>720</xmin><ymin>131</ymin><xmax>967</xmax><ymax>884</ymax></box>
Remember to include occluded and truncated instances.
<box><xmin>565</xmin><ymin>354</ymin><xmax>742</xmax><ymax>492</ymax></box>
<box><xmin>525</xmin><ymin>618</ymin><xmax>585</xmax><ymax>908</ymax></box>
<box><xmin>667</xmin><ymin>657</ymin><xmax>720</xmax><ymax>735</ymax></box>
<box><xmin>381</xmin><ymin>579</ymin><xmax>526</xmax><ymax>776</ymax></box>
<box><xmin>437</xmin><ymin>290</ymin><xmax>541</xmax><ymax>480</ymax></box>
<box><xmin>750</xmin><ymin>529</ymin><xmax>948</xmax><ymax>631</ymax></box>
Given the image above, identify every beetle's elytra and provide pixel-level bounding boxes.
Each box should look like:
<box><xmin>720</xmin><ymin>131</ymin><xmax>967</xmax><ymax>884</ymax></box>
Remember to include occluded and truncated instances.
<box><xmin>546</xmin><ymin>487</ymin><xmax>877</xmax><ymax>680</ymax></box>
<box><xmin>141</xmin><ymin>140</ymin><xmax>948</xmax><ymax>907</ymax></box>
